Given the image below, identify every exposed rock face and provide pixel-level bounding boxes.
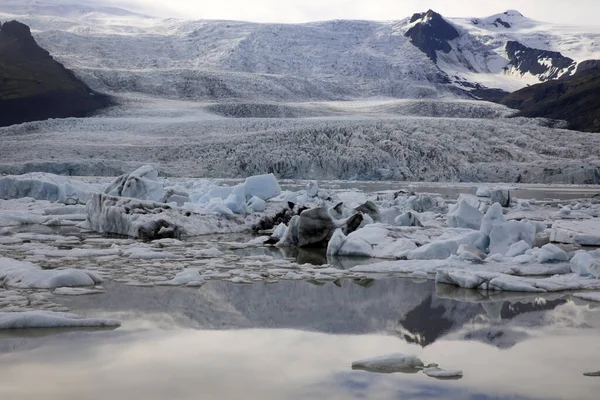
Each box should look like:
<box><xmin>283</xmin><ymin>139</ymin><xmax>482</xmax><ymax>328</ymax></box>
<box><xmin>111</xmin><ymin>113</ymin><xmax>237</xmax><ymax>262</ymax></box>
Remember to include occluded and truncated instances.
<box><xmin>405</xmin><ymin>10</ymin><xmax>459</xmax><ymax>63</ymax></box>
<box><xmin>501</xmin><ymin>64</ymin><xmax>600</xmax><ymax>133</ymax></box>
<box><xmin>575</xmin><ymin>59</ymin><xmax>600</xmax><ymax>73</ymax></box>
<box><xmin>0</xmin><ymin>20</ymin><xmax>111</xmax><ymax>127</ymax></box>
<box><xmin>505</xmin><ymin>41</ymin><xmax>576</xmax><ymax>81</ymax></box>
<box><xmin>492</xmin><ymin>18</ymin><xmax>512</xmax><ymax>28</ymax></box>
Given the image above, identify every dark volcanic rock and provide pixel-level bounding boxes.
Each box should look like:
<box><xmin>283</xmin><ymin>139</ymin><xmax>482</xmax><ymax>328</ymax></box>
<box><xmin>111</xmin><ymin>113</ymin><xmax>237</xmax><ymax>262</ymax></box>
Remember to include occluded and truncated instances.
<box><xmin>405</xmin><ymin>10</ymin><xmax>459</xmax><ymax>63</ymax></box>
<box><xmin>492</xmin><ymin>18</ymin><xmax>511</xmax><ymax>28</ymax></box>
<box><xmin>501</xmin><ymin>63</ymin><xmax>600</xmax><ymax>132</ymax></box>
<box><xmin>505</xmin><ymin>41</ymin><xmax>576</xmax><ymax>81</ymax></box>
<box><xmin>0</xmin><ymin>20</ymin><xmax>112</xmax><ymax>127</ymax></box>
<box><xmin>574</xmin><ymin>59</ymin><xmax>600</xmax><ymax>76</ymax></box>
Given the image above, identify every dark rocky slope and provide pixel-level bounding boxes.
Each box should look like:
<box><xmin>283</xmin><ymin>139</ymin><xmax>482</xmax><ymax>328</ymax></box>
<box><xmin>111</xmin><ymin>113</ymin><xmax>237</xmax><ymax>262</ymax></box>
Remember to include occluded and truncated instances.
<box><xmin>0</xmin><ymin>20</ymin><xmax>111</xmax><ymax>127</ymax></box>
<box><xmin>502</xmin><ymin>64</ymin><xmax>600</xmax><ymax>132</ymax></box>
<box><xmin>505</xmin><ymin>40</ymin><xmax>576</xmax><ymax>81</ymax></box>
<box><xmin>405</xmin><ymin>10</ymin><xmax>459</xmax><ymax>63</ymax></box>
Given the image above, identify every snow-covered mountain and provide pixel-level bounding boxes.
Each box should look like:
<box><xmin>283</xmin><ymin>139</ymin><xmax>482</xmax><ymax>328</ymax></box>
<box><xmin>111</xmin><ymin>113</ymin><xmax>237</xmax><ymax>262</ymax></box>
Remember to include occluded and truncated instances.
<box><xmin>407</xmin><ymin>9</ymin><xmax>600</xmax><ymax>93</ymax></box>
<box><xmin>1</xmin><ymin>1</ymin><xmax>598</xmax><ymax>102</ymax></box>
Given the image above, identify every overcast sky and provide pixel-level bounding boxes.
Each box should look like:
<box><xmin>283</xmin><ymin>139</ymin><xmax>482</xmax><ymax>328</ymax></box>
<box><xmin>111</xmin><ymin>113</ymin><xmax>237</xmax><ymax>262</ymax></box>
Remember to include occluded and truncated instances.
<box><xmin>111</xmin><ymin>0</ymin><xmax>599</xmax><ymax>26</ymax></box>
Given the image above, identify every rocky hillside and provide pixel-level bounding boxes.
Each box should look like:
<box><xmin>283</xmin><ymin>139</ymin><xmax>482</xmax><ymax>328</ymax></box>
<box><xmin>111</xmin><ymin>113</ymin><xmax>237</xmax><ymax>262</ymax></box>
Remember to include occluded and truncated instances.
<box><xmin>0</xmin><ymin>20</ymin><xmax>111</xmax><ymax>127</ymax></box>
<box><xmin>502</xmin><ymin>63</ymin><xmax>600</xmax><ymax>132</ymax></box>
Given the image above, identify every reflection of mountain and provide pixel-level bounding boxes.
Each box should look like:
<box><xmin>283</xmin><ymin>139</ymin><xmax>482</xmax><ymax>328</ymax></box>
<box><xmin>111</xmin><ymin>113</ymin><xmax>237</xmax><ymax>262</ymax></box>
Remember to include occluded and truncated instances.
<box><xmin>397</xmin><ymin>289</ymin><xmax>568</xmax><ymax>348</ymax></box>
<box><xmin>398</xmin><ymin>296</ymin><xmax>482</xmax><ymax>347</ymax></box>
<box><xmin>500</xmin><ymin>298</ymin><xmax>568</xmax><ymax>319</ymax></box>
<box><xmin>60</xmin><ymin>279</ymin><xmax>432</xmax><ymax>334</ymax></box>
<box><xmin>59</xmin><ymin>278</ymin><xmax>569</xmax><ymax>348</ymax></box>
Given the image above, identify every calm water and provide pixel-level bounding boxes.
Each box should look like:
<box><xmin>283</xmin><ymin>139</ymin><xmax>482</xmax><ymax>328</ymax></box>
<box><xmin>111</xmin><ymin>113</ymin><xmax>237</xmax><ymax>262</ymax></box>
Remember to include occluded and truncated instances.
<box><xmin>1</xmin><ymin>278</ymin><xmax>599</xmax><ymax>400</ymax></box>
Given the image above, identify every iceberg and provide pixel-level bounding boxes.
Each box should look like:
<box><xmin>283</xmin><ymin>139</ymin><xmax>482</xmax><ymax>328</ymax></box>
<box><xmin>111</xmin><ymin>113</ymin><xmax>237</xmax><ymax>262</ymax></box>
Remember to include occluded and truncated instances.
<box><xmin>537</xmin><ymin>244</ymin><xmax>568</xmax><ymax>263</ymax></box>
<box><xmin>447</xmin><ymin>200</ymin><xmax>483</xmax><ymax>230</ymax></box>
<box><xmin>327</xmin><ymin>225</ymin><xmax>417</xmax><ymax>258</ymax></box>
<box><xmin>570</xmin><ymin>250</ymin><xmax>600</xmax><ymax>278</ymax></box>
<box><xmin>400</xmin><ymin>231</ymin><xmax>488</xmax><ymax>260</ymax></box>
<box><xmin>104</xmin><ymin>165</ymin><xmax>164</xmax><ymax>202</ymax></box>
<box><xmin>243</xmin><ymin>174</ymin><xmax>281</xmax><ymax>201</ymax></box>
<box><xmin>0</xmin><ymin>172</ymin><xmax>96</xmax><ymax>204</ymax></box>
<box><xmin>551</xmin><ymin>219</ymin><xmax>600</xmax><ymax>246</ymax></box>
<box><xmin>0</xmin><ymin>257</ymin><xmax>102</xmax><ymax>290</ymax></box>
<box><xmin>223</xmin><ymin>184</ymin><xmax>247</xmax><ymax>214</ymax></box>
<box><xmin>247</xmin><ymin>196</ymin><xmax>266</xmax><ymax>212</ymax></box>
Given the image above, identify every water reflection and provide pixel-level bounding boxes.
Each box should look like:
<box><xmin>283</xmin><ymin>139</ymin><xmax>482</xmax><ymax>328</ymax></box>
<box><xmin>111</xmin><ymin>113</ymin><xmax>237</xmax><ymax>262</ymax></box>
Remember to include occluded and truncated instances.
<box><xmin>1</xmin><ymin>278</ymin><xmax>600</xmax><ymax>400</ymax></box>
<box><xmin>231</xmin><ymin>245</ymin><xmax>377</xmax><ymax>269</ymax></box>
<box><xmin>50</xmin><ymin>278</ymin><xmax>584</xmax><ymax>352</ymax></box>
<box><xmin>0</xmin><ymin>326</ymin><xmax>598</xmax><ymax>400</ymax></box>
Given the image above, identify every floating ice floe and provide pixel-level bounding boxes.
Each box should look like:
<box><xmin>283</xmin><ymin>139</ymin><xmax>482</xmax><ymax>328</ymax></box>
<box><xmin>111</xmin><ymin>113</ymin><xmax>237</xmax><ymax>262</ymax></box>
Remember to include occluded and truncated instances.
<box><xmin>422</xmin><ymin>367</ymin><xmax>463</xmax><ymax>379</ymax></box>
<box><xmin>0</xmin><ymin>311</ymin><xmax>120</xmax><ymax>329</ymax></box>
<box><xmin>0</xmin><ymin>257</ymin><xmax>104</xmax><ymax>290</ymax></box>
<box><xmin>157</xmin><ymin>268</ymin><xmax>205</xmax><ymax>287</ymax></box>
<box><xmin>573</xmin><ymin>292</ymin><xmax>600</xmax><ymax>302</ymax></box>
<box><xmin>4</xmin><ymin>268</ymin><xmax>103</xmax><ymax>290</ymax></box>
<box><xmin>351</xmin><ymin>353</ymin><xmax>425</xmax><ymax>373</ymax></box>
<box><xmin>53</xmin><ymin>287</ymin><xmax>107</xmax><ymax>296</ymax></box>
<box><xmin>551</xmin><ymin>219</ymin><xmax>600</xmax><ymax>246</ymax></box>
<box><xmin>125</xmin><ymin>248</ymin><xmax>177</xmax><ymax>260</ymax></box>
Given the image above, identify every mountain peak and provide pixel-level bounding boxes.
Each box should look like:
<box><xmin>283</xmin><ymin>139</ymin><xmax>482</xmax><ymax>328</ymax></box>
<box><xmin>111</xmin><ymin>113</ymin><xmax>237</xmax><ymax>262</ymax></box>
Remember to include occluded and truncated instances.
<box><xmin>472</xmin><ymin>10</ymin><xmax>529</xmax><ymax>28</ymax></box>
<box><xmin>405</xmin><ymin>10</ymin><xmax>459</xmax><ymax>63</ymax></box>
<box><xmin>1</xmin><ymin>20</ymin><xmax>34</xmax><ymax>40</ymax></box>
<box><xmin>0</xmin><ymin>20</ymin><xmax>111</xmax><ymax>126</ymax></box>
<box><xmin>0</xmin><ymin>20</ymin><xmax>51</xmax><ymax>60</ymax></box>
<box><xmin>409</xmin><ymin>9</ymin><xmax>444</xmax><ymax>24</ymax></box>
<box><xmin>503</xmin><ymin>10</ymin><xmax>524</xmax><ymax>18</ymax></box>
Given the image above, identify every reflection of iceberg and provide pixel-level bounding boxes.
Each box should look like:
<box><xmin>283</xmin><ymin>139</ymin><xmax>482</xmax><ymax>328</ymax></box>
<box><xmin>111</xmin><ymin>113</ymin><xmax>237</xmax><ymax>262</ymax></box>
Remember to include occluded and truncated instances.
<box><xmin>462</xmin><ymin>326</ymin><xmax>530</xmax><ymax>349</ymax></box>
<box><xmin>397</xmin><ymin>295</ymin><xmax>482</xmax><ymax>347</ymax></box>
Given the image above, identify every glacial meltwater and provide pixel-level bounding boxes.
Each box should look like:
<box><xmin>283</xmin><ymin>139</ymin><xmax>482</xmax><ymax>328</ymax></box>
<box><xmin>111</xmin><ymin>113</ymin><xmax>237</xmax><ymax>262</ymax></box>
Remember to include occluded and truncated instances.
<box><xmin>1</xmin><ymin>278</ymin><xmax>600</xmax><ymax>400</ymax></box>
<box><xmin>1</xmin><ymin>179</ymin><xmax>599</xmax><ymax>400</ymax></box>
